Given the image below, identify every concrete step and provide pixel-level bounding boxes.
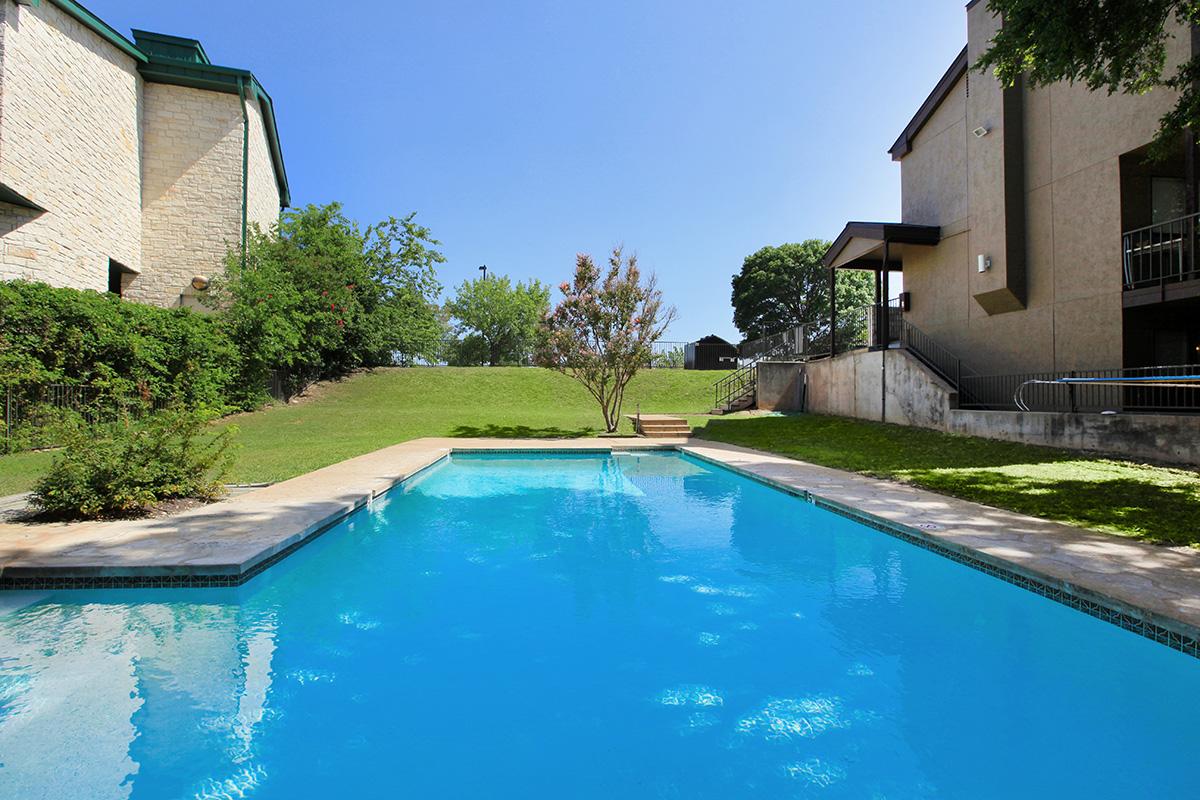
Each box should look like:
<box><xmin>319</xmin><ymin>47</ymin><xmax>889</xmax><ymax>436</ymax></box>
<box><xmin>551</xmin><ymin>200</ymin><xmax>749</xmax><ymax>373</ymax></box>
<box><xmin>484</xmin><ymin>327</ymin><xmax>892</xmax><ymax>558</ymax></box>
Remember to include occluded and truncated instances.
<box><xmin>624</xmin><ymin>414</ymin><xmax>691</xmax><ymax>438</ymax></box>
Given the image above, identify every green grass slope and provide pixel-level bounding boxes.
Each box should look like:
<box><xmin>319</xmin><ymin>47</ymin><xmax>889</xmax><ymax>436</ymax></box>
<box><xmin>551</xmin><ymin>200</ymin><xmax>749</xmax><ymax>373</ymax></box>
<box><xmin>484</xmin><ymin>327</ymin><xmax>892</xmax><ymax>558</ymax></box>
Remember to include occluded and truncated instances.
<box><xmin>0</xmin><ymin>366</ymin><xmax>726</xmax><ymax>494</ymax></box>
<box><xmin>693</xmin><ymin>413</ymin><xmax>1200</xmax><ymax>546</ymax></box>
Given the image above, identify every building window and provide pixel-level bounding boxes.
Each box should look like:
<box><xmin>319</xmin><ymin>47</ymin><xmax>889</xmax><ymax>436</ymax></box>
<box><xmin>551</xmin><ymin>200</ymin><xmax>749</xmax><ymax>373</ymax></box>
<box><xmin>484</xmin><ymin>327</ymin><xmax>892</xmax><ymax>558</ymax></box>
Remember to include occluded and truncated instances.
<box><xmin>108</xmin><ymin>259</ymin><xmax>132</xmax><ymax>297</ymax></box>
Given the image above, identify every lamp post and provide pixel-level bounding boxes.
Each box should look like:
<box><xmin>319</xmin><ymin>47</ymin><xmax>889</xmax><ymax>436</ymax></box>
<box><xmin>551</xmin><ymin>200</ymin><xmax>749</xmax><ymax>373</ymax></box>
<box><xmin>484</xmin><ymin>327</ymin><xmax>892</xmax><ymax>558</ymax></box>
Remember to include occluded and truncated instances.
<box><xmin>479</xmin><ymin>265</ymin><xmax>488</xmax><ymax>280</ymax></box>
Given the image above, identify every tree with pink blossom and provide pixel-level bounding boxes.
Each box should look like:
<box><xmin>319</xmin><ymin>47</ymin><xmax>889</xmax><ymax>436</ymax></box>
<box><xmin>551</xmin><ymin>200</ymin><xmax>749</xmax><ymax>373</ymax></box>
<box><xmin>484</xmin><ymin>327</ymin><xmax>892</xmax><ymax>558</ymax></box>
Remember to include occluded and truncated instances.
<box><xmin>538</xmin><ymin>246</ymin><xmax>676</xmax><ymax>433</ymax></box>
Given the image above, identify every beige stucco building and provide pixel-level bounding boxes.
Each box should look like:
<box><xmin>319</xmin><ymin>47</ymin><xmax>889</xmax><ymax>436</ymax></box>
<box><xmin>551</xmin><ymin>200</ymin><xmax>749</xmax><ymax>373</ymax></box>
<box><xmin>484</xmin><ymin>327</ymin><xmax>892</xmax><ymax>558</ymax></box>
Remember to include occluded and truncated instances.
<box><xmin>0</xmin><ymin>0</ymin><xmax>289</xmax><ymax>307</ymax></box>
<box><xmin>824</xmin><ymin>0</ymin><xmax>1198</xmax><ymax>379</ymax></box>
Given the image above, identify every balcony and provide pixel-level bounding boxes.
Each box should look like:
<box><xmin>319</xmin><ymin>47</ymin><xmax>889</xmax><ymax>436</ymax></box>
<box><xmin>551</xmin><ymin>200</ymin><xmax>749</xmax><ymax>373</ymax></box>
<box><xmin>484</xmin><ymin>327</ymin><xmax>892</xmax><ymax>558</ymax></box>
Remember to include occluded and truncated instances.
<box><xmin>1122</xmin><ymin>211</ymin><xmax>1200</xmax><ymax>307</ymax></box>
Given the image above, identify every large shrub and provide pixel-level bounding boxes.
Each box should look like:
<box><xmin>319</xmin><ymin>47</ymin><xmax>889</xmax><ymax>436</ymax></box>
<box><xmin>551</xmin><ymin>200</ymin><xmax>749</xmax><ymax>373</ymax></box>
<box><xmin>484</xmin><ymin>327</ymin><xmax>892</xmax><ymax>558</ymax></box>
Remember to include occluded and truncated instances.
<box><xmin>210</xmin><ymin>203</ymin><xmax>446</xmax><ymax>401</ymax></box>
<box><xmin>0</xmin><ymin>280</ymin><xmax>239</xmax><ymax>410</ymax></box>
<box><xmin>30</xmin><ymin>408</ymin><xmax>237</xmax><ymax>519</ymax></box>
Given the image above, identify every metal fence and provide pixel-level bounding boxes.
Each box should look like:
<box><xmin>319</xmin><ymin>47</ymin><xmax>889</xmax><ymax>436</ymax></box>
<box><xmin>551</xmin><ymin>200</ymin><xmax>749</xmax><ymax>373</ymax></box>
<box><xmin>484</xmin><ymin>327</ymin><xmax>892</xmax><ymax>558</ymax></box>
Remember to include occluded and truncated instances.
<box><xmin>647</xmin><ymin>341</ymin><xmax>739</xmax><ymax>369</ymax></box>
<box><xmin>1122</xmin><ymin>211</ymin><xmax>1200</xmax><ymax>290</ymax></box>
<box><xmin>958</xmin><ymin>364</ymin><xmax>1200</xmax><ymax>413</ymax></box>
<box><xmin>737</xmin><ymin>306</ymin><xmax>875</xmax><ymax>364</ymax></box>
<box><xmin>3</xmin><ymin>369</ymin><xmax>295</xmax><ymax>453</ymax></box>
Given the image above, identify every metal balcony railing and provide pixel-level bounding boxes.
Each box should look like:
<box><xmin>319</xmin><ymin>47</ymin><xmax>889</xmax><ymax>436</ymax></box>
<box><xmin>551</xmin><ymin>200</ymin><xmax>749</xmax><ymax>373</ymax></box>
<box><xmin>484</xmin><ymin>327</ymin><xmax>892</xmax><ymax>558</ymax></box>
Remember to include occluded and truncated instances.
<box><xmin>1123</xmin><ymin>211</ymin><xmax>1200</xmax><ymax>290</ymax></box>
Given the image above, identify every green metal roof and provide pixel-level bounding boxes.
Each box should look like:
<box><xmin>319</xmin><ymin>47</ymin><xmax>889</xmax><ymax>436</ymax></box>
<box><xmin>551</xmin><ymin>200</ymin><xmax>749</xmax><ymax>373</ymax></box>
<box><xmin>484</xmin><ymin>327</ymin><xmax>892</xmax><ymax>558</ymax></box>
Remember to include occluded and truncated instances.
<box><xmin>130</xmin><ymin>30</ymin><xmax>211</xmax><ymax>65</ymax></box>
<box><xmin>40</xmin><ymin>1</ymin><xmax>290</xmax><ymax>207</ymax></box>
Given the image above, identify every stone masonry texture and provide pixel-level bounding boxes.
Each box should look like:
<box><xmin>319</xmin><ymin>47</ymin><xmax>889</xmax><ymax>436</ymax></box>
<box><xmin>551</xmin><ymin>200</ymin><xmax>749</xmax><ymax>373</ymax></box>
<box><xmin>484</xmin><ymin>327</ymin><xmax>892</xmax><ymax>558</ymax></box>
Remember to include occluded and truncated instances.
<box><xmin>0</xmin><ymin>1</ymin><xmax>285</xmax><ymax>306</ymax></box>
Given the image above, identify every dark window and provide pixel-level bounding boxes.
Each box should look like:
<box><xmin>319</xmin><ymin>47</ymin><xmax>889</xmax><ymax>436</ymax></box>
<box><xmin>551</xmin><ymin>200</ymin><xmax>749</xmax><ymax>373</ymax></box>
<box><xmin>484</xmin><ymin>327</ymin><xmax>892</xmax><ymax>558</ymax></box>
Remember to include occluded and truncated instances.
<box><xmin>108</xmin><ymin>259</ymin><xmax>129</xmax><ymax>297</ymax></box>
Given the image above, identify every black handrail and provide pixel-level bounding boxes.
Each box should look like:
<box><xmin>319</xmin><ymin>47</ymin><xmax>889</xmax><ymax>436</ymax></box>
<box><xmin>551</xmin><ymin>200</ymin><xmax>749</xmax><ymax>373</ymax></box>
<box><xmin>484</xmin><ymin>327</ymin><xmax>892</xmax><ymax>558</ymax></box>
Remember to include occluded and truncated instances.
<box><xmin>713</xmin><ymin>364</ymin><xmax>758</xmax><ymax>412</ymax></box>
<box><xmin>898</xmin><ymin>320</ymin><xmax>972</xmax><ymax>390</ymax></box>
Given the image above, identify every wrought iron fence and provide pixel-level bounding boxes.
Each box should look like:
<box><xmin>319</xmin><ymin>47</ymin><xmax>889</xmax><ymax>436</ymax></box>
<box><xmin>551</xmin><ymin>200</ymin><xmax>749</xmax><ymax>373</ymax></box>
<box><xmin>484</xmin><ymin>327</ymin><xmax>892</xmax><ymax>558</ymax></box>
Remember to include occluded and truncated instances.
<box><xmin>3</xmin><ymin>369</ymin><xmax>296</xmax><ymax>453</ymax></box>
<box><xmin>1</xmin><ymin>383</ymin><xmax>172</xmax><ymax>454</ymax></box>
<box><xmin>738</xmin><ymin>307</ymin><xmax>876</xmax><ymax>364</ymax></box>
<box><xmin>958</xmin><ymin>364</ymin><xmax>1200</xmax><ymax>413</ymax></box>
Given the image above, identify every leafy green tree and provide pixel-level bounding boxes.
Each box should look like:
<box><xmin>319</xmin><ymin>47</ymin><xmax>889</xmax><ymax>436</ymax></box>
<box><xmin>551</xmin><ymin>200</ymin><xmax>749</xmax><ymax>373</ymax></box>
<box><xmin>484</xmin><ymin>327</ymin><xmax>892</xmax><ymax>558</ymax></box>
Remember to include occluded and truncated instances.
<box><xmin>538</xmin><ymin>247</ymin><xmax>676</xmax><ymax>433</ymax></box>
<box><xmin>730</xmin><ymin>241</ymin><xmax>874</xmax><ymax>340</ymax></box>
<box><xmin>975</xmin><ymin>1</ymin><xmax>1198</xmax><ymax>157</ymax></box>
<box><xmin>446</xmin><ymin>275</ymin><xmax>550</xmax><ymax>366</ymax></box>
<box><xmin>210</xmin><ymin>203</ymin><xmax>444</xmax><ymax>403</ymax></box>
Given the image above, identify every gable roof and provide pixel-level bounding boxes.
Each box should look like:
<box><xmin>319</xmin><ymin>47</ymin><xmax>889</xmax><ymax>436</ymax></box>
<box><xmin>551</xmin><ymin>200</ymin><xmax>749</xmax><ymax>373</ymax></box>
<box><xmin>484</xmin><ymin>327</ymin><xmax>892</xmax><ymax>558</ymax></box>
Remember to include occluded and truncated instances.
<box><xmin>889</xmin><ymin>46</ymin><xmax>968</xmax><ymax>161</ymax></box>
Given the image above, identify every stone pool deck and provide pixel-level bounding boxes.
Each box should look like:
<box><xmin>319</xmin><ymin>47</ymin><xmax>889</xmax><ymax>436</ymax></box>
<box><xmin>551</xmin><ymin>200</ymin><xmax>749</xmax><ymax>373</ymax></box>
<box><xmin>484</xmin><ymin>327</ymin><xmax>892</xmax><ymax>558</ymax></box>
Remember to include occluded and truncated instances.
<box><xmin>1</xmin><ymin>437</ymin><xmax>1199</xmax><ymax>648</ymax></box>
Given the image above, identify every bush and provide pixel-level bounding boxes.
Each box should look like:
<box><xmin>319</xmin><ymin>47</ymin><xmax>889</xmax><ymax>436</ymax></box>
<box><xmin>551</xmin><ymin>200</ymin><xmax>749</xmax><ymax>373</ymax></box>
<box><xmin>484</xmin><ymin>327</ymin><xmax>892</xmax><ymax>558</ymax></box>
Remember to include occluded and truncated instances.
<box><xmin>209</xmin><ymin>203</ymin><xmax>446</xmax><ymax>404</ymax></box>
<box><xmin>30</xmin><ymin>408</ymin><xmax>237</xmax><ymax>519</ymax></box>
<box><xmin>0</xmin><ymin>280</ymin><xmax>239</xmax><ymax>410</ymax></box>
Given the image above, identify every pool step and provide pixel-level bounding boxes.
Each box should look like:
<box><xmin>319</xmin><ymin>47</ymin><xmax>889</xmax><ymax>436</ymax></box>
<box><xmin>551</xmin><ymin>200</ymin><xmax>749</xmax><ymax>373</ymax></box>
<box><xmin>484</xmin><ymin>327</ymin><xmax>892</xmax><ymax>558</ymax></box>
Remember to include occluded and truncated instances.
<box><xmin>625</xmin><ymin>414</ymin><xmax>691</xmax><ymax>438</ymax></box>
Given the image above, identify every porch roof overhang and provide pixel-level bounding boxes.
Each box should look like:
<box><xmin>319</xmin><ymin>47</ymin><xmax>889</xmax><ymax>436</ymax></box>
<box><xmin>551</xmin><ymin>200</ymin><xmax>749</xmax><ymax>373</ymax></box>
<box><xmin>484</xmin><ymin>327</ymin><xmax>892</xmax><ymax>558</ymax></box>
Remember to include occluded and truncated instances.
<box><xmin>822</xmin><ymin>221</ymin><xmax>941</xmax><ymax>271</ymax></box>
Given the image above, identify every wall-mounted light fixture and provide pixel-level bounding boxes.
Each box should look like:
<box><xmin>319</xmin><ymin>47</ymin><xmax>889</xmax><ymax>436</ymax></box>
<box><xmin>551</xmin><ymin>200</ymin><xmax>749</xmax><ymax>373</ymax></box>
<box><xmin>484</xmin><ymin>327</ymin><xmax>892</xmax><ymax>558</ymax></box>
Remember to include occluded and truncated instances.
<box><xmin>977</xmin><ymin>254</ymin><xmax>991</xmax><ymax>273</ymax></box>
<box><xmin>972</xmin><ymin>125</ymin><xmax>990</xmax><ymax>138</ymax></box>
<box><xmin>191</xmin><ymin>275</ymin><xmax>210</xmax><ymax>291</ymax></box>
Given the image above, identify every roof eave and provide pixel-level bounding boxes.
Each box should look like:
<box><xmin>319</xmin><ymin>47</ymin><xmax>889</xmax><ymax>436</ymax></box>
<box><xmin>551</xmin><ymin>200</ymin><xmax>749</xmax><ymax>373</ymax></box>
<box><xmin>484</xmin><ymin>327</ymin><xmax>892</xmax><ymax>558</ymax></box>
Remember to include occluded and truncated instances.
<box><xmin>822</xmin><ymin>222</ymin><xmax>941</xmax><ymax>268</ymax></box>
<box><xmin>889</xmin><ymin>45</ymin><xmax>969</xmax><ymax>161</ymax></box>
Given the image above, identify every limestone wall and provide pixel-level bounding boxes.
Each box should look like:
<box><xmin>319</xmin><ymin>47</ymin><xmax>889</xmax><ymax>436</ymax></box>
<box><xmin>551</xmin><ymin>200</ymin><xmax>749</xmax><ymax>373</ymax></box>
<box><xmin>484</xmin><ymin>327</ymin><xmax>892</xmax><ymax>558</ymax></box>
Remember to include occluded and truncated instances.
<box><xmin>245</xmin><ymin>94</ymin><xmax>280</xmax><ymax>235</ymax></box>
<box><xmin>0</xmin><ymin>0</ymin><xmax>142</xmax><ymax>291</ymax></box>
<box><xmin>133</xmin><ymin>82</ymin><xmax>244</xmax><ymax>306</ymax></box>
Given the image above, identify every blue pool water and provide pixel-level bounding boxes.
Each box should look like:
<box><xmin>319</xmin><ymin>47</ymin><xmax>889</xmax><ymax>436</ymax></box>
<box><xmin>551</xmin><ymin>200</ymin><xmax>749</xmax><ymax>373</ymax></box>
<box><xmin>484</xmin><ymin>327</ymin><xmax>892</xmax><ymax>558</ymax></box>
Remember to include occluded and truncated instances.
<box><xmin>1</xmin><ymin>451</ymin><xmax>1198</xmax><ymax>799</ymax></box>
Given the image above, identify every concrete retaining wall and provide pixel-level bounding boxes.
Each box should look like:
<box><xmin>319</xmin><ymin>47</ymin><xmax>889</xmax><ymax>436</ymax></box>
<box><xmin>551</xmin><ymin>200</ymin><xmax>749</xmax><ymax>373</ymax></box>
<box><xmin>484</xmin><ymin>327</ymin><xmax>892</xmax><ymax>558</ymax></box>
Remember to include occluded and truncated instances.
<box><xmin>756</xmin><ymin>361</ymin><xmax>805</xmax><ymax>411</ymax></box>
<box><xmin>803</xmin><ymin>348</ymin><xmax>957</xmax><ymax>430</ymax></box>
<box><xmin>772</xmin><ymin>347</ymin><xmax>1199</xmax><ymax>465</ymax></box>
<box><xmin>948</xmin><ymin>409</ymin><xmax>1200</xmax><ymax>465</ymax></box>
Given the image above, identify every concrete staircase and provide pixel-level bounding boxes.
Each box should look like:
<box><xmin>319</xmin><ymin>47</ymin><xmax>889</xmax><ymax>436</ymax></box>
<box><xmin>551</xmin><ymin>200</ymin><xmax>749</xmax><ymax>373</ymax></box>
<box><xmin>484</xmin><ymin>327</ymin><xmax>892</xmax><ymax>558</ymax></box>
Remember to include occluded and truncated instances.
<box><xmin>626</xmin><ymin>414</ymin><xmax>691</xmax><ymax>438</ymax></box>
<box><xmin>710</xmin><ymin>390</ymin><xmax>755</xmax><ymax>415</ymax></box>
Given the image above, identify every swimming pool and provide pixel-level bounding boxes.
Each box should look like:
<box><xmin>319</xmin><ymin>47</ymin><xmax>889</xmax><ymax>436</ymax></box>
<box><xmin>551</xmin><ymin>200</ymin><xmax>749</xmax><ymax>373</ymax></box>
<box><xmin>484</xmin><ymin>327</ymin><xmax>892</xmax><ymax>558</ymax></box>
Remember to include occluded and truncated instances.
<box><xmin>0</xmin><ymin>450</ymin><xmax>1196</xmax><ymax>798</ymax></box>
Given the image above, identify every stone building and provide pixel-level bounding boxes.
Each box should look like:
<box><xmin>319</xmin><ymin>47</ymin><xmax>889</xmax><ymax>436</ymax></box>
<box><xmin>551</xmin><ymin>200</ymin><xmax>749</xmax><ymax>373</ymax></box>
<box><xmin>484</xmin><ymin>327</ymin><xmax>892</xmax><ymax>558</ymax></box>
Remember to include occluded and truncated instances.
<box><xmin>0</xmin><ymin>0</ymin><xmax>289</xmax><ymax>307</ymax></box>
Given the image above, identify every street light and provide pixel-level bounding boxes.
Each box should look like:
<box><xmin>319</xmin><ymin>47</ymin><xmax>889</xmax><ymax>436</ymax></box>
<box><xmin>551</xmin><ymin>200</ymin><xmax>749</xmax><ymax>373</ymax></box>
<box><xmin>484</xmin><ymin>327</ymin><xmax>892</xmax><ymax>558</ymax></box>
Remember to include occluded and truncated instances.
<box><xmin>479</xmin><ymin>265</ymin><xmax>488</xmax><ymax>280</ymax></box>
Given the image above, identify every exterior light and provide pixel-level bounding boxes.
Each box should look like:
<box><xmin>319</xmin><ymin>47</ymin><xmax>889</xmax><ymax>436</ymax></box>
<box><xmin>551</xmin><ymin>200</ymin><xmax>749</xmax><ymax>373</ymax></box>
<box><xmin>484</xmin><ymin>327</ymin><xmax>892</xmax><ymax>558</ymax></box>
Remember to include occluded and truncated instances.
<box><xmin>977</xmin><ymin>254</ymin><xmax>991</xmax><ymax>273</ymax></box>
<box><xmin>191</xmin><ymin>275</ymin><xmax>210</xmax><ymax>291</ymax></box>
<box><xmin>972</xmin><ymin>125</ymin><xmax>990</xmax><ymax>138</ymax></box>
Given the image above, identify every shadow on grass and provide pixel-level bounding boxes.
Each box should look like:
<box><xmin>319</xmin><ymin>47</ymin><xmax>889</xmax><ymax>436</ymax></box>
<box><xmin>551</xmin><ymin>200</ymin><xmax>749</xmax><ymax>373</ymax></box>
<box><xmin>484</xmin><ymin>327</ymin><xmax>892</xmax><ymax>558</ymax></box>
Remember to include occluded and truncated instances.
<box><xmin>906</xmin><ymin>470</ymin><xmax>1200</xmax><ymax>546</ymax></box>
<box><xmin>449</xmin><ymin>424</ymin><xmax>597</xmax><ymax>439</ymax></box>
<box><xmin>695</xmin><ymin>415</ymin><xmax>1200</xmax><ymax>547</ymax></box>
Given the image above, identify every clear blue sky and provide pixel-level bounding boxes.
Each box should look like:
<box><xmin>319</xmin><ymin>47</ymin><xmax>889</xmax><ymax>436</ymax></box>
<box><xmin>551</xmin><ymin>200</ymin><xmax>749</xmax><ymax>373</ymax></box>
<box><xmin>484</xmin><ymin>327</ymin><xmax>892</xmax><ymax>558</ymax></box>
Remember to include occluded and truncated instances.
<box><xmin>98</xmin><ymin>0</ymin><xmax>966</xmax><ymax>342</ymax></box>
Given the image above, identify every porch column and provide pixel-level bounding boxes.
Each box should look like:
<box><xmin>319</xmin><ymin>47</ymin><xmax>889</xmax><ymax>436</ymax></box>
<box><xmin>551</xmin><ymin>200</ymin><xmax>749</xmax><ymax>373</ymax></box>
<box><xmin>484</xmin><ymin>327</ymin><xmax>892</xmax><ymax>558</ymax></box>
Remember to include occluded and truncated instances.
<box><xmin>873</xmin><ymin>267</ymin><xmax>882</xmax><ymax>347</ymax></box>
<box><xmin>881</xmin><ymin>241</ymin><xmax>891</xmax><ymax>343</ymax></box>
<box><xmin>829</xmin><ymin>266</ymin><xmax>837</xmax><ymax>355</ymax></box>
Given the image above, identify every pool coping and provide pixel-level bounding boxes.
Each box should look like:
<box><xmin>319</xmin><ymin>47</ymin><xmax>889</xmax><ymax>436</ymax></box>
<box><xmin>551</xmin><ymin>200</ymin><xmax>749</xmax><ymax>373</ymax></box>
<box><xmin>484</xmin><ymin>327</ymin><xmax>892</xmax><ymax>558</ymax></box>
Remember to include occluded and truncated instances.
<box><xmin>1</xmin><ymin>437</ymin><xmax>1198</xmax><ymax>658</ymax></box>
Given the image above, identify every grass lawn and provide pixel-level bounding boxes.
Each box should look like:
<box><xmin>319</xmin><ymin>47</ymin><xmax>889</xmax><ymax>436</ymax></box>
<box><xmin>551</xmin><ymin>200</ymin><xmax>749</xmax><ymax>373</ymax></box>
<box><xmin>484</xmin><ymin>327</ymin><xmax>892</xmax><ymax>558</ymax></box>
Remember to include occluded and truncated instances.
<box><xmin>0</xmin><ymin>366</ymin><xmax>725</xmax><ymax>495</ymax></box>
<box><xmin>692</xmin><ymin>413</ymin><xmax>1200</xmax><ymax>547</ymax></box>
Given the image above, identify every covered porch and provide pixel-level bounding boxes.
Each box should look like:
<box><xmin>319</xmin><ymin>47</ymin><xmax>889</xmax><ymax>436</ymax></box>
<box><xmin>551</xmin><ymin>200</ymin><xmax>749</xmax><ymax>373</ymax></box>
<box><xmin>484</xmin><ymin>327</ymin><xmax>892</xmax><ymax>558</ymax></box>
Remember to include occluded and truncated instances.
<box><xmin>821</xmin><ymin>221</ymin><xmax>940</xmax><ymax>351</ymax></box>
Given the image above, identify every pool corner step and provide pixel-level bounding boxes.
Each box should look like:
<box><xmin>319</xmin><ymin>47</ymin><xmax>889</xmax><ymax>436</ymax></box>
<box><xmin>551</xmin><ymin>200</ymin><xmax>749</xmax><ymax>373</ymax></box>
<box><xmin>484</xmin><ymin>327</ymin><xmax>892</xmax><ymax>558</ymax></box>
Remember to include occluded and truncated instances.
<box><xmin>625</xmin><ymin>414</ymin><xmax>691</xmax><ymax>438</ymax></box>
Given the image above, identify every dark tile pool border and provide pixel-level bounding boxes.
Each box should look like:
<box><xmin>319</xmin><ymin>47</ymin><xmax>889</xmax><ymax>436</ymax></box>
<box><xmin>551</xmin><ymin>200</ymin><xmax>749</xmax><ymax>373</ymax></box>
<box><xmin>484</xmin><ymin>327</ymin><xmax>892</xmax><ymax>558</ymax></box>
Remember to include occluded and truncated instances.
<box><xmin>680</xmin><ymin>448</ymin><xmax>1200</xmax><ymax>660</ymax></box>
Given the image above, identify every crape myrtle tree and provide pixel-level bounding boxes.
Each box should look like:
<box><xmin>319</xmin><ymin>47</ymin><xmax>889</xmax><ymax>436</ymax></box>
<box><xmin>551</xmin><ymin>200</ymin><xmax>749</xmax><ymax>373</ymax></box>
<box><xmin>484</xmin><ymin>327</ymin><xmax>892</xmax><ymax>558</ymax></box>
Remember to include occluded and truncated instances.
<box><xmin>538</xmin><ymin>246</ymin><xmax>676</xmax><ymax>433</ymax></box>
<box><xmin>730</xmin><ymin>241</ymin><xmax>873</xmax><ymax>344</ymax></box>
<box><xmin>976</xmin><ymin>0</ymin><xmax>1200</xmax><ymax>158</ymax></box>
<box><xmin>445</xmin><ymin>274</ymin><xmax>551</xmax><ymax>366</ymax></box>
<box><xmin>210</xmin><ymin>203</ymin><xmax>445</xmax><ymax>404</ymax></box>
